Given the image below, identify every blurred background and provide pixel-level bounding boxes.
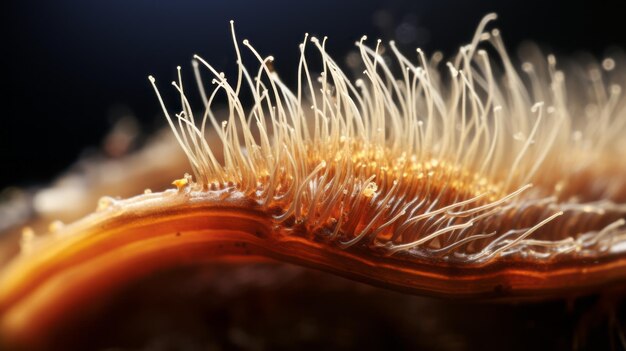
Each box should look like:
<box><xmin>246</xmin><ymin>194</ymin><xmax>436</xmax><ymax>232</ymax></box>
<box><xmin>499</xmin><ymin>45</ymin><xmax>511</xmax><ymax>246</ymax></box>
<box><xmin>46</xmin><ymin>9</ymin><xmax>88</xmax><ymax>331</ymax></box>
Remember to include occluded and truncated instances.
<box><xmin>1</xmin><ymin>2</ymin><xmax>626</xmax><ymax>349</ymax></box>
<box><xmin>1</xmin><ymin>0</ymin><xmax>624</xmax><ymax>188</ymax></box>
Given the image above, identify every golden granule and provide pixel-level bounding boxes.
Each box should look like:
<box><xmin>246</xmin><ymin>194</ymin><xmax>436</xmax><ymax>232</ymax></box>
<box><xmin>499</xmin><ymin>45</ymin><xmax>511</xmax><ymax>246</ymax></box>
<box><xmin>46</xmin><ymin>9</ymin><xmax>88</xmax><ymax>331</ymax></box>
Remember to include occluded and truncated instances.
<box><xmin>1</xmin><ymin>13</ymin><xmax>625</xmax><ymax>350</ymax></box>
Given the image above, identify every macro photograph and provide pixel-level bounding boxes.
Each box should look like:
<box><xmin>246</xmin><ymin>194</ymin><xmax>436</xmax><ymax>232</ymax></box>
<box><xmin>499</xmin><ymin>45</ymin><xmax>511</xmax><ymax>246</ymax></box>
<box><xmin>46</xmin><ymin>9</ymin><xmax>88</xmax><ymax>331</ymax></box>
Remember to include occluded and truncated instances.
<box><xmin>1</xmin><ymin>0</ymin><xmax>625</xmax><ymax>350</ymax></box>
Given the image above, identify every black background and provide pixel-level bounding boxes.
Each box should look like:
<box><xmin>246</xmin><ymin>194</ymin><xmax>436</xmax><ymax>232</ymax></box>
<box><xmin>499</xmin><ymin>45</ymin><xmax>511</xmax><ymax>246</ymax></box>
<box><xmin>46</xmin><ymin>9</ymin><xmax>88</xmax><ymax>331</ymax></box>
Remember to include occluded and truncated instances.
<box><xmin>1</xmin><ymin>0</ymin><xmax>624</xmax><ymax>188</ymax></box>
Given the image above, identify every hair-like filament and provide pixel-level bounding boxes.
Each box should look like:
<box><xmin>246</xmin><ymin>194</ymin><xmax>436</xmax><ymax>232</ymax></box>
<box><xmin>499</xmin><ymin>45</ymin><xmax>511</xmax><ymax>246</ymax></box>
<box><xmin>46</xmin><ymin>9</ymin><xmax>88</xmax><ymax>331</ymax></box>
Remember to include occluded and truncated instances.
<box><xmin>1</xmin><ymin>14</ymin><xmax>626</xmax><ymax>349</ymax></box>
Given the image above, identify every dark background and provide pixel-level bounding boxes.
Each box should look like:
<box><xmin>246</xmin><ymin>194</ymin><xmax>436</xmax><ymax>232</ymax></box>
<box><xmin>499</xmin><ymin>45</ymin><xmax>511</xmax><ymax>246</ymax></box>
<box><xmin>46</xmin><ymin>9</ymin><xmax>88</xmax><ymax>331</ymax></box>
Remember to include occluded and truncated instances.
<box><xmin>1</xmin><ymin>0</ymin><xmax>624</xmax><ymax>188</ymax></box>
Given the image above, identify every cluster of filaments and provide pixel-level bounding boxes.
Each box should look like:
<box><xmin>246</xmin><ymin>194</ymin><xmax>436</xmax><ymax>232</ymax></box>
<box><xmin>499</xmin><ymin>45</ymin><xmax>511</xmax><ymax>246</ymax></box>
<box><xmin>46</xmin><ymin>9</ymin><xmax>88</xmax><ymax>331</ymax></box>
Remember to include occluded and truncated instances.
<box><xmin>150</xmin><ymin>15</ymin><xmax>626</xmax><ymax>263</ymax></box>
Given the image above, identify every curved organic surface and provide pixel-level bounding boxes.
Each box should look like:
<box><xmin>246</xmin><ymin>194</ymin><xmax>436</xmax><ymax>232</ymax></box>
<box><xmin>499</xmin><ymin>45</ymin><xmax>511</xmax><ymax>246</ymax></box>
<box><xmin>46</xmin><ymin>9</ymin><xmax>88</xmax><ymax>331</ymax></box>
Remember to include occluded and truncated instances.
<box><xmin>1</xmin><ymin>14</ymin><xmax>626</xmax><ymax>350</ymax></box>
